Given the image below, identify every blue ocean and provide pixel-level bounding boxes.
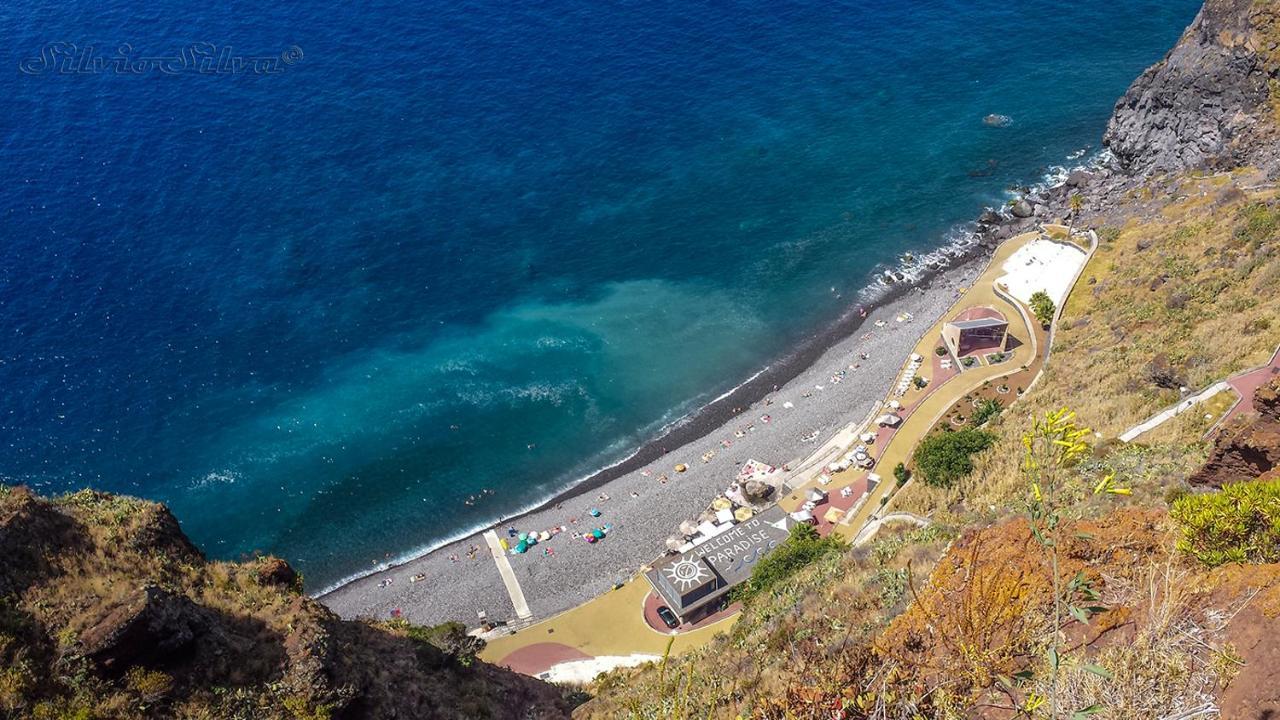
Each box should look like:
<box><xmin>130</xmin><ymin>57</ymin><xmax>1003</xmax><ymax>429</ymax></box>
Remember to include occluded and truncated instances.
<box><xmin>0</xmin><ymin>0</ymin><xmax>1199</xmax><ymax>589</ymax></box>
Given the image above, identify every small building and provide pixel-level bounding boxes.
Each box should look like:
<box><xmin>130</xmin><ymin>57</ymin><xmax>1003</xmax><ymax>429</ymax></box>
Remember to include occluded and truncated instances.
<box><xmin>941</xmin><ymin>306</ymin><xmax>1008</xmax><ymax>358</ymax></box>
<box><xmin>645</xmin><ymin>506</ymin><xmax>794</xmax><ymax>624</ymax></box>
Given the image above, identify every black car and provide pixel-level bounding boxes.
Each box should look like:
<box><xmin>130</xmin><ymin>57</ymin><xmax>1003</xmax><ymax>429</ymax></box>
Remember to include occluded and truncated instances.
<box><xmin>656</xmin><ymin>606</ymin><xmax>680</xmax><ymax>629</ymax></box>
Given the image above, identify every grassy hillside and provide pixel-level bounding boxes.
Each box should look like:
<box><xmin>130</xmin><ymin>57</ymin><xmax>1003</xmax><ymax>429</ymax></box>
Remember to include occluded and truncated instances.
<box><xmin>0</xmin><ymin>487</ymin><xmax>573</xmax><ymax>720</ymax></box>
<box><xmin>899</xmin><ymin>174</ymin><xmax>1280</xmax><ymax>518</ymax></box>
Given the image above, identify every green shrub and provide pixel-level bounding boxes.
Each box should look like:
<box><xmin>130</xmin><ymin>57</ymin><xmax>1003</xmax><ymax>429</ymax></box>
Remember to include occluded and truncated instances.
<box><xmin>970</xmin><ymin>398</ymin><xmax>1002</xmax><ymax>427</ymax></box>
<box><xmin>1030</xmin><ymin>290</ymin><xmax>1056</xmax><ymax>326</ymax></box>
<box><xmin>1097</xmin><ymin>226</ymin><xmax>1122</xmax><ymax>244</ymax></box>
<box><xmin>1163</xmin><ymin>485</ymin><xmax>1189</xmax><ymax>507</ymax></box>
<box><xmin>389</xmin><ymin>619</ymin><xmax>484</xmax><ymax>665</ymax></box>
<box><xmin>1170</xmin><ymin>478</ymin><xmax>1280</xmax><ymax>566</ymax></box>
<box><xmin>1234</xmin><ymin>201</ymin><xmax>1280</xmax><ymax>250</ymax></box>
<box><xmin>893</xmin><ymin>462</ymin><xmax>910</xmax><ymax>487</ymax></box>
<box><xmin>1243</xmin><ymin>317</ymin><xmax>1272</xmax><ymax>336</ymax></box>
<box><xmin>731</xmin><ymin>525</ymin><xmax>845</xmax><ymax>603</ymax></box>
<box><xmin>912</xmin><ymin>428</ymin><xmax>997</xmax><ymax>488</ymax></box>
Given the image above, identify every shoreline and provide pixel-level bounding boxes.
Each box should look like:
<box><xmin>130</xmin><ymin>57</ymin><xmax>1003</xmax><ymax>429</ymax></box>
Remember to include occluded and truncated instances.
<box><xmin>314</xmin><ymin>234</ymin><xmax>991</xmax><ymax>599</ymax></box>
<box><xmin>315</xmin><ymin>144</ymin><xmax>1110</xmax><ymax>601</ymax></box>
<box><xmin>319</xmin><ymin>238</ymin><xmax>996</xmax><ymax>625</ymax></box>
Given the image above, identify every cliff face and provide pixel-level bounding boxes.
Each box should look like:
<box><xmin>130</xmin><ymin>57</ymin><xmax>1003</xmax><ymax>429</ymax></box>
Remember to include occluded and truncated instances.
<box><xmin>1190</xmin><ymin>376</ymin><xmax>1280</xmax><ymax>487</ymax></box>
<box><xmin>1104</xmin><ymin>0</ymin><xmax>1280</xmax><ymax>177</ymax></box>
<box><xmin>0</xmin><ymin>487</ymin><xmax>572</xmax><ymax>720</ymax></box>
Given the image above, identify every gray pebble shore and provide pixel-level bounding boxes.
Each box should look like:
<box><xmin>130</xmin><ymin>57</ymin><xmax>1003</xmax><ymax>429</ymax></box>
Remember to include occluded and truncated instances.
<box><xmin>320</xmin><ymin>261</ymin><xmax>982</xmax><ymax>628</ymax></box>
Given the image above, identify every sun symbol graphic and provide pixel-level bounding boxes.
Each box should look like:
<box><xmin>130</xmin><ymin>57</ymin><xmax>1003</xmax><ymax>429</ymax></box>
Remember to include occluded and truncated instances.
<box><xmin>663</xmin><ymin>556</ymin><xmax>710</xmax><ymax>591</ymax></box>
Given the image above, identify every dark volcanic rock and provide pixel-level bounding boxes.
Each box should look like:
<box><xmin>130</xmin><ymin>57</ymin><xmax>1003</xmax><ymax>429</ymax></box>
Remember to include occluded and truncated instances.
<box><xmin>79</xmin><ymin>585</ymin><xmax>209</xmax><ymax>673</ymax></box>
<box><xmin>1104</xmin><ymin>0</ymin><xmax>1280</xmax><ymax>177</ymax></box>
<box><xmin>1066</xmin><ymin>169</ymin><xmax>1092</xmax><ymax>188</ymax></box>
<box><xmin>1190</xmin><ymin>379</ymin><xmax>1280</xmax><ymax>487</ymax></box>
<box><xmin>1010</xmin><ymin>199</ymin><xmax>1035</xmax><ymax>218</ymax></box>
<box><xmin>1144</xmin><ymin>353</ymin><xmax>1187</xmax><ymax>390</ymax></box>
<box><xmin>256</xmin><ymin>556</ymin><xmax>301</xmax><ymax>591</ymax></box>
<box><xmin>743</xmin><ymin>480</ymin><xmax>775</xmax><ymax>503</ymax></box>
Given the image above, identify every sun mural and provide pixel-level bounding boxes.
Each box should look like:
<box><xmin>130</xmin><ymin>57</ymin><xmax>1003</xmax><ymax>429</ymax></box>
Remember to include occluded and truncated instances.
<box><xmin>663</xmin><ymin>555</ymin><xmax>711</xmax><ymax>591</ymax></box>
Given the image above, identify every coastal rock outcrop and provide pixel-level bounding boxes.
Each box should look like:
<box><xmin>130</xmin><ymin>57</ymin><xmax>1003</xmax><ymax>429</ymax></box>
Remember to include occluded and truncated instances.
<box><xmin>1104</xmin><ymin>0</ymin><xmax>1280</xmax><ymax>177</ymax></box>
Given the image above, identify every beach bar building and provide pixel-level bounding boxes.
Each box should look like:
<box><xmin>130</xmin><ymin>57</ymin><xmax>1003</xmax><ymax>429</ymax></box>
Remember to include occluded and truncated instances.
<box><xmin>941</xmin><ymin>306</ymin><xmax>1008</xmax><ymax>357</ymax></box>
<box><xmin>644</xmin><ymin>506</ymin><xmax>794</xmax><ymax>624</ymax></box>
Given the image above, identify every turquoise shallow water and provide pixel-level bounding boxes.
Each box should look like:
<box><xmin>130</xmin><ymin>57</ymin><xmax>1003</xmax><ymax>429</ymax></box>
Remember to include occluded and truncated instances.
<box><xmin>0</xmin><ymin>0</ymin><xmax>1201</xmax><ymax>588</ymax></box>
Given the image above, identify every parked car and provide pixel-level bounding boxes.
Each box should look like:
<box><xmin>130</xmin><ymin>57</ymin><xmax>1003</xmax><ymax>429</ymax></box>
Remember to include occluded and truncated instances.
<box><xmin>656</xmin><ymin>605</ymin><xmax>680</xmax><ymax>629</ymax></box>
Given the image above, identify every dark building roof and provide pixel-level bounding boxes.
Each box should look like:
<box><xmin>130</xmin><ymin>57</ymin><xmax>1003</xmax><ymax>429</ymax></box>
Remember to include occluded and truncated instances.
<box><xmin>948</xmin><ymin>317</ymin><xmax>1009</xmax><ymax>331</ymax></box>
<box><xmin>644</xmin><ymin>506</ymin><xmax>793</xmax><ymax>619</ymax></box>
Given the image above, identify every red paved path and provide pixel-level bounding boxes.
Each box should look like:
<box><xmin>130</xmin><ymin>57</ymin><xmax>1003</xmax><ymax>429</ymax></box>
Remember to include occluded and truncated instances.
<box><xmin>1221</xmin><ymin>346</ymin><xmax>1280</xmax><ymax>427</ymax></box>
<box><xmin>642</xmin><ymin>589</ymin><xmax>739</xmax><ymax>633</ymax></box>
<box><xmin>497</xmin><ymin>642</ymin><xmax>591</xmax><ymax>676</ymax></box>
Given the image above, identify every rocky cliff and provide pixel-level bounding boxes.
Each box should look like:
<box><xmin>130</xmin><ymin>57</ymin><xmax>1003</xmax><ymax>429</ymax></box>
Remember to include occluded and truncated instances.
<box><xmin>1105</xmin><ymin>0</ymin><xmax>1280</xmax><ymax>177</ymax></box>
<box><xmin>1190</xmin><ymin>376</ymin><xmax>1280</xmax><ymax>487</ymax></box>
<box><xmin>0</xmin><ymin>486</ymin><xmax>573</xmax><ymax>720</ymax></box>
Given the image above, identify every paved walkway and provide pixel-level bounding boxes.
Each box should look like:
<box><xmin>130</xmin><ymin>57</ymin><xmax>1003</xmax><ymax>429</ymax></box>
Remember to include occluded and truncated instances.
<box><xmin>484</xmin><ymin>530</ymin><xmax>532</xmax><ymax>620</ymax></box>
<box><xmin>1119</xmin><ymin>382</ymin><xmax>1231</xmax><ymax>442</ymax></box>
<box><xmin>1121</xmin><ymin>345</ymin><xmax>1280</xmax><ymax>442</ymax></box>
<box><xmin>852</xmin><ymin>511</ymin><xmax>931</xmax><ymax>546</ymax></box>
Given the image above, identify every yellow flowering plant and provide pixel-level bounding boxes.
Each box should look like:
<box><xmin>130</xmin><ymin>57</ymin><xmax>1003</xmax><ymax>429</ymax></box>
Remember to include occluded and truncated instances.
<box><xmin>1020</xmin><ymin>408</ymin><xmax>1129</xmax><ymax>719</ymax></box>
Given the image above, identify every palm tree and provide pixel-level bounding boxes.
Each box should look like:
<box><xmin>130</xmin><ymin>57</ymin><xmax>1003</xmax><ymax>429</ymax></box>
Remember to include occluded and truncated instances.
<box><xmin>1067</xmin><ymin>192</ymin><xmax>1084</xmax><ymax>244</ymax></box>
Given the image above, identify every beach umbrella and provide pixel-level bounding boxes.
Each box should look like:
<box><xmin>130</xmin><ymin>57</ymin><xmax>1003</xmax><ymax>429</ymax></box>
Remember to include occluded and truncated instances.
<box><xmin>679</xmin><ymin>520</ymin><xmax>699</xmax><ymax>536</ymax></box>
<box><xmin>515</xmin><ymin>540</ymin><xmax>528</xmax><ymax>553</ymax></box>
<box><xmin>734</xmin><ymin>507</ymin><xmax>754</xmax><ymax>522</ymax></box>
<box><xmin>674</xmin><ymin>463</ymin><xmax>688</xmax><ymax>473</ymax></box>
<box><xmin>592</xmin><ymin>528</ymin><xmax>604</xmax><ymax>539</ymax></box>
<box><xmin>585</xmin><ymin>534</ymin><xmax>597</xmax><ymax>544</ymax></box>
<box><xmin>711</xmin><ymin>497</ymin><xmax>732</xmax><ymax>511</ymax></box>
<box><xmin>665</xmin><ymin>535</ymin><xmax>684</xmax><ymax>551</ymax></box>
<box><xmin>518</xmin><ymin>532</ymin><xmax>528</xmax><ymax>542</ymax></box>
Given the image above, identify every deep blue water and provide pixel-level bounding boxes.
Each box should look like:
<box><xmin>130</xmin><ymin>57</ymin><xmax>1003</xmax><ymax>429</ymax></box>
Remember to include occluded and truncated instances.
<box><xmin>1</xmin><ymin>0</ymin><xmax>1200</xmax><ymax>588</ymax></box>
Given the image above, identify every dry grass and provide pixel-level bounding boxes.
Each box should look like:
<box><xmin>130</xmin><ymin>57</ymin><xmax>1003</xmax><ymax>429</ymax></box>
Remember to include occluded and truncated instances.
<box><xmin>1051</xmin><ymin>558</ymin><xmax>1233</xmax><ymax>719</ymax></box>
<box><xmin>895</xmin><ymin>181</ymin><xmax>1280</xmax><ymax>519</ymax></box>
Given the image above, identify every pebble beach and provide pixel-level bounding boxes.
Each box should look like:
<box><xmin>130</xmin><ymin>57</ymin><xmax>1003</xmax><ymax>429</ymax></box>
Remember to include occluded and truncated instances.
<box><xmin>320</xmin><ymin>259</ymin><xmax>983</xmax><ymax>627</ymax></box>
